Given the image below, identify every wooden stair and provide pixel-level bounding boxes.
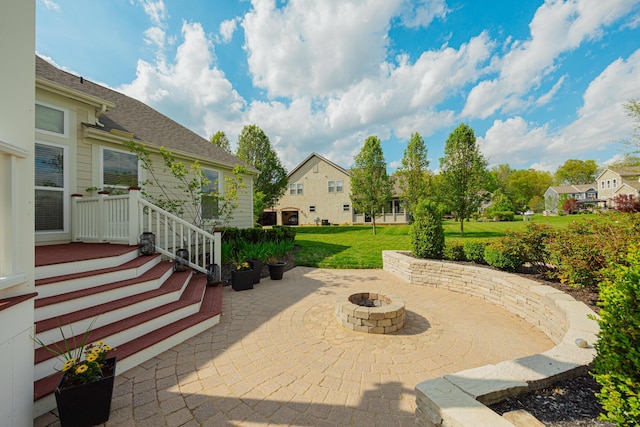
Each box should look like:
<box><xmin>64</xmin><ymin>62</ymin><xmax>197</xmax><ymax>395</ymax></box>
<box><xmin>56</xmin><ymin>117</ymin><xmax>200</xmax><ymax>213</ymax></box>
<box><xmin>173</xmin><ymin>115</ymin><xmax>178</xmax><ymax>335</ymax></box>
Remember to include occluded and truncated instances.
<box><xmin>33</xmin><ymin>243</ymin><xmax>223</xmax><ymax>416</ymax></box>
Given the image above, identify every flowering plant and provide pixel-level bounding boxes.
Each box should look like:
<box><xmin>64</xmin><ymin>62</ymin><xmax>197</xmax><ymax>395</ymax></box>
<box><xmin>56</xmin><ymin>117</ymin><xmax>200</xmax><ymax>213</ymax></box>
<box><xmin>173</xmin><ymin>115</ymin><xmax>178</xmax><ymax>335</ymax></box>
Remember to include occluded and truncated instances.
<box><xmin>236</xmin><ymin>261</ymin><xmax>251</xmax><ymax>271</ymax></box>
<box><xmin>35</xmin><ymin>321</ymin><xmax>116</xmax><ymax>387</ymax></box>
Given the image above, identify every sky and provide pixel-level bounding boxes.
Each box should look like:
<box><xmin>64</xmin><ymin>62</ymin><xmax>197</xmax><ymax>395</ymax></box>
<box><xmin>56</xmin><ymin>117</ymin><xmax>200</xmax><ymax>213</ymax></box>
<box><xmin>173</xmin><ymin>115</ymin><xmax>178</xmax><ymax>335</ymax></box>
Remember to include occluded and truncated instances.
<box><xmin>36</xmin><ymin>0</ymin><xmax>640</xmax><ymax>174</ymax></box>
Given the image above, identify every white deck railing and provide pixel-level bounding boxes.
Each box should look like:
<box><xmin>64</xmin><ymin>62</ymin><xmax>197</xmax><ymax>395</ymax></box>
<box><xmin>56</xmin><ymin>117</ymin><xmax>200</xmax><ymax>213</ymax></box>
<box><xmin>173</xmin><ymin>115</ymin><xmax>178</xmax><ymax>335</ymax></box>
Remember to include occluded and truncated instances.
<box><xmin>71</xmin><ymin>189</ymin><xmax>221</xmax><ymax>278</ymax></box>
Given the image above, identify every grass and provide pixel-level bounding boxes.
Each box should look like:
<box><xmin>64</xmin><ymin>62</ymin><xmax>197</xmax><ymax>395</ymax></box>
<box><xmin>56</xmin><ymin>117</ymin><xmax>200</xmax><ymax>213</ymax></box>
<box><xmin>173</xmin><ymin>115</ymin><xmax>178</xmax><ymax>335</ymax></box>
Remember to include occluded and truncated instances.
<box><xmin>294</xmin><ymin>214</ymin><xmax>583</xmax><ymax>269</ymax></box>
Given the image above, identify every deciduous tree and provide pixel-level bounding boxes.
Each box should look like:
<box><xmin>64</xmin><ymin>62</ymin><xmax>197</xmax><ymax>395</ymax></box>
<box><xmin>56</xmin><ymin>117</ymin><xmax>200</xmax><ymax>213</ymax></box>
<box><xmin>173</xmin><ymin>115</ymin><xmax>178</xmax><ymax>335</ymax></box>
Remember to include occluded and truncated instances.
<box><xmin>210</xmin><ymin>131</ymin><xmax>231</xmax><ymax>153</ymax></box>
<box><xmin>397</xmin><ymin>132</ymin><xmax>431</xmax><ymax>215</ymax></box>
<box><xmin>236</xmin><ymin>125</ymin><xmax>288</xmax><ymax>216</ymax></box>
<box><xmin>350</xmin><ymin>136</ymin><xmax>392</xmax><ymax>235</ymax></box>
<box><xmin>438</xmin><ymin>123</ymin><xmax>488</xmax><ymax>236</ymax></box>
<box><xmin>554</xmin><ymin>159</ymin><xmax>599</xmax><ymax>185</ymax></box>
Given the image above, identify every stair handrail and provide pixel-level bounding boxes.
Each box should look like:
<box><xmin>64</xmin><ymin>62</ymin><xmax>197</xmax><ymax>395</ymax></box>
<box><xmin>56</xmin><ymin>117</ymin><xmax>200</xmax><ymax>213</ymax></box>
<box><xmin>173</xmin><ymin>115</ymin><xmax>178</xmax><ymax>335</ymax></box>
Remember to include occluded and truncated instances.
<box><xmin>129</xmin><ymin>189</ymin><xmax>221</xmax><ymax>279</ymax></box>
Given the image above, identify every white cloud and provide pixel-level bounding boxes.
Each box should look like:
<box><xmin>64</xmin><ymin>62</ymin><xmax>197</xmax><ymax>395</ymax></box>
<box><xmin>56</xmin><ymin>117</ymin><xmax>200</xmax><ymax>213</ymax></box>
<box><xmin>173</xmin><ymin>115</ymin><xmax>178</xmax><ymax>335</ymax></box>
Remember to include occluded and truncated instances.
<box><xmin>399</xmin><ymin>0</ymin><xmax>449</xmax><ymax>28</ymax></box>
<box><xmin>41</xmin><ymin>0</ymin><xmax>60</xmax><ymax>12</ymax></box>
<box><xmin>143</xmin><ymin>27</ymin><xmax>166</xmax><ymax>49</ymax></box>
<box><xmin>119</xmin><ymin>22</ymin><xmax>245</xmax><ymax>137</ymax></box>
<box><xmin>219</xmin><ymin>18</ymin><xmax>238</xmax><ymax>43</ymax></box>
<box><xmin>479</xmin><ymin>48</ymin><xmax>640</xmax><ymax>170</ymax></box>
<box><xmin>137</xmin><ymin>0</ymin><xmax>168</xmax><ymax>27</ymax></box>
<box><xmin>478</xmin><ymin>117</ymin><xmax>551</xmax><ymax>168</ymax></box>
<box><xmin>535</xmin><ymin>74</ymin><xmax>566</xmax><ymax>107</ymax></box>
<box><xmin>463</xmin><ymin>0</ymin><xmax>637</xmax><ymax>119</ymax></box>
<box><xmin>242</xmin><ymin>0</ymin><xmax>401</xmax><ymax>98</ymax></box>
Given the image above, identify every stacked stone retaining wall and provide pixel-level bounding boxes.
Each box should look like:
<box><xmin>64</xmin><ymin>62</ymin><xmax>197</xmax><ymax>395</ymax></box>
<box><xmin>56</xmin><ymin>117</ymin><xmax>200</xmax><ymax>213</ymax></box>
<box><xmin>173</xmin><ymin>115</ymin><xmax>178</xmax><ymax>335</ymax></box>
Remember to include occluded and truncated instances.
<box><xmin>382</xmin><ymin>251</ymin><xmax>599</xmax><ymax>427</ymax></box>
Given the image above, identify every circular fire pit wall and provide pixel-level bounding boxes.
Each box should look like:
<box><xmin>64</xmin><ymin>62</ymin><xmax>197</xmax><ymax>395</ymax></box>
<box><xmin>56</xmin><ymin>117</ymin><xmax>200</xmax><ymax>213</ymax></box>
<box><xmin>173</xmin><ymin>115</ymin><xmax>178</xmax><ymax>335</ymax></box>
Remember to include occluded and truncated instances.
<box><xmin>335</xmin><ymin>292</ymin><xmax>405</xmax><ymax>334</ymax></box>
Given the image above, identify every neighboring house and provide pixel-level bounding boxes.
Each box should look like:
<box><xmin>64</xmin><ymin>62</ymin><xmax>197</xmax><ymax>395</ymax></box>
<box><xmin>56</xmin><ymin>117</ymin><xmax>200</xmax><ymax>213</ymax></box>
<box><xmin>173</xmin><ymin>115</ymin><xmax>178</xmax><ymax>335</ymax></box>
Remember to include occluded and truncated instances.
<box><xmin>269</xmin><ymin>153</ymin><xmax>409</xmax><ymax>226</ymax></box>
<box><xmin>1</xmin><ymin>2</ymin><xmax>36</xmax><ymax>426</ymax></box>
<box><xmin>35</xmin><ymin>55</ymin><xmax>256</xmax><ymax>245</ymax></box>
<box><xmin>597</xmin><ymin>167</ymin><xmax>640</xmax><ymax>208</ymax></box>
<box><xmin>544</xmin><ymin>184</ymin><xmax>598</xmax><ymax>213</ymax></box>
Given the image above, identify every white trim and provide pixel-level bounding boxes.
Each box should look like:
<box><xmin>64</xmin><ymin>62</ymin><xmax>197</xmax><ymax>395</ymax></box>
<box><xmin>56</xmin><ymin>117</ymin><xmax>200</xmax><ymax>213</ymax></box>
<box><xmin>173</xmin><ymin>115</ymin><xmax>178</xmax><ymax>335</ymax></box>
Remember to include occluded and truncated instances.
<box><xmin>35</xmin><ymin>101</ymin><xmax>69</xmax><ymax>139</ymax></box>
<box><xmin>0</xmin><ymin>137</ymin><xmax>29</xmax><ymax>158</ymax></box>
<box><xmin>35</xmin><ymin>140</ymin><xmax>69</xmax><ymax>234</ymax></box>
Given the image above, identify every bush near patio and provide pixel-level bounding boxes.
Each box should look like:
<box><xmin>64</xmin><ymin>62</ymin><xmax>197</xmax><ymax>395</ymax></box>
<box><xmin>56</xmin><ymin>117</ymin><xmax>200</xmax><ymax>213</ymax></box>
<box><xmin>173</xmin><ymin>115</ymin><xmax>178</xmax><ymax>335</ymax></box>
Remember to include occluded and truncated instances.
<box><xmin>593</xmin><ymin>244</ymin><xmax>640</xmax><ymax>426</ymax></box>
<box><xmin>410</xmin><ymin>200</ymin><xmax>444</xmax><ymax>259</ymax></box>
<box><xmin>222</xmin><ymin>225</ymin><xmax>296</xmax><ymax>264</ymax></box>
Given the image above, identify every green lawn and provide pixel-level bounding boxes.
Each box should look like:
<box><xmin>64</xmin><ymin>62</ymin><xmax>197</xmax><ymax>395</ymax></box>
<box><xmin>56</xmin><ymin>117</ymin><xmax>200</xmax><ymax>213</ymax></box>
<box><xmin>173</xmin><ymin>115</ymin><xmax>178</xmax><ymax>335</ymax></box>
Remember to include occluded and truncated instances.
<box><xmin>294</xmin><ymin>214</ymin><xmax>581</xmax><ymax>269</ymax></box>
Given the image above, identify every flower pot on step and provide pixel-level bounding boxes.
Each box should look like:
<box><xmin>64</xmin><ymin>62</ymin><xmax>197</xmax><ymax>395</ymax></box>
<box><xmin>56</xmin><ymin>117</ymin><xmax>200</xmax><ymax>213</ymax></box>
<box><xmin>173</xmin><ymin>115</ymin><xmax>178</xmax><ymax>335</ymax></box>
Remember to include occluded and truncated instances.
<box><xmin>231</xmin><ymin>269</ymin><xmax>254</xmax><ymax>291</ymax></box>
<box><xmin>267</xmin><ymin>261</ymin><xmax>286</xmax><ymax>280</ymax></box>
<box><xmin>55</xmin><ymin>356</ymin><xmax>117</xmax><ymax>427</ymax></box>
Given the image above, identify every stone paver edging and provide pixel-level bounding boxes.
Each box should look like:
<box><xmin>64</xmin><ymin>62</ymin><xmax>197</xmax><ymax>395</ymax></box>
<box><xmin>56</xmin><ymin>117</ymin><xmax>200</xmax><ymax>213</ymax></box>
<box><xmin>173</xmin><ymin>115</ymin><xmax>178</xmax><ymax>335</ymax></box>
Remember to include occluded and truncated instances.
<box><xmin>382</xmin><ymin>251</ymin><xmax>600</xmax><ymax>427</ymax></box>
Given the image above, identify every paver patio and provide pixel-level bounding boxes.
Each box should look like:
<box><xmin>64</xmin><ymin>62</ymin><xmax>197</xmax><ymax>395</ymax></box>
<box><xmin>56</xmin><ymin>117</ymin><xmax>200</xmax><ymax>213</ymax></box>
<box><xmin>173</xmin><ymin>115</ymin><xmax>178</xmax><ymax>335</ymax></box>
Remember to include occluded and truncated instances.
<box><xmin>36</xmin><ymin>266</ymin><xmax>553</xmax><ymax>426</ymax></box>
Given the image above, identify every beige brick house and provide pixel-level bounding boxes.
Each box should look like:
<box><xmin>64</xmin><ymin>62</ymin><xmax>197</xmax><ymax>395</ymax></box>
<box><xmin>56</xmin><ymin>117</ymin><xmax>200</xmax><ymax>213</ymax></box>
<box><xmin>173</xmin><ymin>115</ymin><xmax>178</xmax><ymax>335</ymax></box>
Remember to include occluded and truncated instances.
<box><xmin>268</xmin><ymin>153</ymin><xmax>409</xmax><ymax>226</ymax></box>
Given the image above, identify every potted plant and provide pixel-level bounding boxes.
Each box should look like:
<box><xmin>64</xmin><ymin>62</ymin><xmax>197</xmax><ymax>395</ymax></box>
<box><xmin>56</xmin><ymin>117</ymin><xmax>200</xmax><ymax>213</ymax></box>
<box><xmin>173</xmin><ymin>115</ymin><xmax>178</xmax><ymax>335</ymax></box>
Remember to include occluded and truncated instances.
<box><xmin>267</xmin><ymin>258</ymin><xmax>286</xmax><ymax>280</ymax></box>
<box><xmin>231</xmin><ymin>261</ymin><xmax>254</xmax><ymax>291</ymax></box>
<box><xmin>245</xmin><ymin>258</ymin><xmax>263</xmax><ymax>284</ymax></box>
<box><xmin>35</xmin><ymin>325</ymin><xmax>117</xmax><ymax>426</ymax></box>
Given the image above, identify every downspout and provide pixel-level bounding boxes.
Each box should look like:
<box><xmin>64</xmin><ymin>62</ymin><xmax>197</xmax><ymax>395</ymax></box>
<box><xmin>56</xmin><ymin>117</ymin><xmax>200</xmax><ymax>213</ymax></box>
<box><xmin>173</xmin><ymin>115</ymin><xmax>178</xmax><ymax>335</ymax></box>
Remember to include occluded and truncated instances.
<box><xmin>95</xmin><ymin>103</ymin><xmax>107</xmax><ymax>127</ymax></box>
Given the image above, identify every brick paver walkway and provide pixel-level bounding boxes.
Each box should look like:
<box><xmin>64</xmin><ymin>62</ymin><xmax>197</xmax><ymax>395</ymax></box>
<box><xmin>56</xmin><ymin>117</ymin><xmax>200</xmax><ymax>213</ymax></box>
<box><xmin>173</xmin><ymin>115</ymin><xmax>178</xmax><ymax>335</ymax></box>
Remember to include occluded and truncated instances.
<box><xmin>37</xmin><ymin>267</ymin><xmax>553</xmax><ymax>426</ymax></box>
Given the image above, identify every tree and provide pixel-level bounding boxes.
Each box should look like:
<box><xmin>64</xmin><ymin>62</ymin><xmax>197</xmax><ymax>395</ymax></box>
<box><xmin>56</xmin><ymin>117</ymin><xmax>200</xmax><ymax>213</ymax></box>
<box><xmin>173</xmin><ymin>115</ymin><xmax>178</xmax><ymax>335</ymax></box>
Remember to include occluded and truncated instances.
<box><xmin>350</xmin><ymin>135</ymin><xmax>392</xmax><ymax>235</ymax></box>
<box><xmin>506</xmin><ymin>168</ymin><xmax>553</xmax><ymax>211</ymax></box>
<box><xmin>126</xmin><ymin>141</ymin><xmax>246</xmax><ymax>231</ymax></box>
<box><xmin>396</xmin><ymin>132</ymin><xmax>431</xmax><ymax>215</ymax></box>
<box><xmin>210</xmin><ymin>131</ymin><xmax>231</xmax><ymax>153</ymax></box>
<box><xmin>236</xmin><ymin>125</ymin><xmax>288</xmax><ymax>215</ymax></box>
<box><xmin>623</xmin><ymin>98</ymin><xmax>640</xmax><ymax>151</ymax></box>
<box><xmin>554</xmin><ymin>159</ymin><xmax>599</xmax><ymax>185</ymax></box>
<box><xmin>410</xmin><ymin>200</ymin><xmax>444</xmax><ymax>259</ymax></box>
<box><xmin>612</xmin><ymin>194</ymin><xmax>640</xmax><ymax>212</ymax></box>
<box><xmin>562</xmin><ymin>197</ymin><xmax>579</xmax><ymax>214</ymax></box>
<box><xmin>438</xmin><ymin>123</ymin><xmax>488</xmax><ymax>236</ymax></box>
<box><xmin>488</xmin><ymin>164</ymin><xmax>513</xmax><ymax>194</ymax></box>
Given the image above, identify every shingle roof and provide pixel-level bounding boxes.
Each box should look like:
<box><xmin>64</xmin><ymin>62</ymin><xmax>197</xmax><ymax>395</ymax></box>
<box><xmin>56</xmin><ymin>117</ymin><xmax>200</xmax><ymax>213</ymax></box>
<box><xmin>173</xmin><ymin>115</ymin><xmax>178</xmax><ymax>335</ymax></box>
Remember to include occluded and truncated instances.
<box><xmin>549</xmin><ymin>184</ymin><xmax>597</xmax><ymax>194</ymax></box>
<box><xmin>35</xmin><ymin>56</ymin><xmax>256</xmax><ymax>173</ymax></box>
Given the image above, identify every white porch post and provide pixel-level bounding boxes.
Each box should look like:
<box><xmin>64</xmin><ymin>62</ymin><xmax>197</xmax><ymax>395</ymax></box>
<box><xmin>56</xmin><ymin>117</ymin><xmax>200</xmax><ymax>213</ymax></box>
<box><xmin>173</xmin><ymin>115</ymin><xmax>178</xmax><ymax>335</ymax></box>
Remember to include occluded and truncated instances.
<box><xmin>214</xmin><ymin>231</ymin><xmax>221</xmax><ymax>280</ymax></box>
<box><xmin>128</xmin><ymin>189</ymin><xmax>141</xmax><ymax>246</ymax></box>
<box><xmin>70</xmin><ymin>193</ymin><xmax>82</xmax><ymax>242</ymax></box>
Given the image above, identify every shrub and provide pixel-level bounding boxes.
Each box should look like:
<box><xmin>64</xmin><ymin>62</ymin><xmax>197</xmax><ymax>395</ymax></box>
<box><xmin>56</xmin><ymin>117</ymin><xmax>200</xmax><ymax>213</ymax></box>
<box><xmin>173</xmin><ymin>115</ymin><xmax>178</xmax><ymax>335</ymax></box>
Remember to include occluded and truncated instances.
<box><xmin>443</xmin><ymin>241</ymin><xmax>466</xmax><ymax>261</ymax></box>
<box><xmin>484</xmin><ymin>237</ymin><xmax>524</xmax><ymax>272</ymax></box>
<box><xmin>509</xmin><ymin>223</ymin><xmax>556</xmax><ymax>276</ymax></box>
<box><xmin>410</xmin><ymin>201</ymin><xmax>444</xmax><ymax>259</ymax></box>
<box><xmin>463</xmin><ymin>241</ymin><xmax>488</xmax><ymax>264</ymax></box>
<box><xmin>491</xmin><ymin>211</ymin><xmax>514</xmax><ymax>221</ymax></box>
<box><xmin>548</xmin><ymin>213</ymin><xmax>640</xmax><ymax>288</ymax></box>
<box><xmin>593</xmin><ymin>244</ymin><xmax>640</xmax><ymax>426</ymax></box>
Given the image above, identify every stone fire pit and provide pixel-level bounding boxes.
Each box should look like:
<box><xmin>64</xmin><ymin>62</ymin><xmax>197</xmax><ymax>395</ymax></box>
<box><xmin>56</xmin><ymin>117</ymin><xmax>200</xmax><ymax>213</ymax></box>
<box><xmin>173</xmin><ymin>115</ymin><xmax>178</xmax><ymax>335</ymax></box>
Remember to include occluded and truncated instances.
<box><xmin>335</xmin><ymin>291</ymin><xmax>405</xmax><ymax>334</ymax></box>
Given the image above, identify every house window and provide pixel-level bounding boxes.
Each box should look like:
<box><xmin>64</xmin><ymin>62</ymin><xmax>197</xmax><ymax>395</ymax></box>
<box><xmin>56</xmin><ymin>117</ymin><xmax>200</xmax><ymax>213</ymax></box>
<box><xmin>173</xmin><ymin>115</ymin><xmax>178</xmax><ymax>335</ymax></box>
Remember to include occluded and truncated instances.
<box><xmin>336</xmin><ymin>180</ymin><xmax>343</xmax><ymax>192</ymax></box>
<box><xmin>328</xmin><ymin>180</ymin><xmax>344</xmax><ymax>193</ymax></box>
<box><xmin>35</xmin><ymin>142</ymin><xmax>68</xmax><ymax>232</ymax></box>
<box><xmin>328</xmin><ymin>181</ymin><xmax>335</xmax><ymax>193</ymax></box>
<box><xmin>386</xmin><ymin>201</ymin><xmax>394</xmax><ymax>213</ymax></box>
<box><xmin>297</xmin><ymin>183</ymin><xmax>303</xmax><ymax>195</ymax></box>
<box><xmin>394</xmin><ymin>200</ymin><xmax>404</xmax><ymax>213</ymax></box>
<box><xmin>202</xmin><ymin>169</ymin><xmax>220</xmax><ymax>220</ymax></box>
<box><xmin>310</xmin><ymin>205</ymin><xmax>316</xmax><ymax>212</ymax></box>
<box><xmin>290</xmin><ymin>183</ymin><xmax>296</xmax><ymax>195</ymax></box>
<box><xmin>101</xmin><ymin>147</ymin><xmax>138</xmax><ymax>190</ymax></box>
<box><xmin>613</xmin><ymin>179</ymin><xmax>617</xmax><ymax>188</ymax></box>
<box><xmin>607</xmin><ymin>180</ymin><xmax>611</xmax><ymax>189</ymax></box>
<box><xmin>35</xmin><ymin>102</ymin><xmax>68</xmax><ymax>137</ymax></box>
<box><xmin>587</xmin><ymin>192</ymin><xmax>596</xmax><ymax>199</ymax></box>
<box><xmin>601</xmin><ymin>181</ymin><xmax>605</xmax><ymax>189</ymax></box>
<box><xmin>343</xmin><ymin>204</ymin><xmax>350</xmax><ymax>212</ymax></box>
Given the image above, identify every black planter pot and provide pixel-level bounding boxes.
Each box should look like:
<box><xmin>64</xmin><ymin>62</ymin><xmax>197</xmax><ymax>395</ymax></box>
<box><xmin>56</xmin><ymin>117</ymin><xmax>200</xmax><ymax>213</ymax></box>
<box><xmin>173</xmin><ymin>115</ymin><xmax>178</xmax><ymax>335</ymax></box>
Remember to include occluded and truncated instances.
<box><xmin>55</xmin><ymin>357</ymin><xmax>116</xmax><ymax>427</ymax></box>
<box><xmin>232</xmin><ymin>270</ymin><xmax>254</xmax><ymax>291</ymax></box>
<box><xmin>267</xmin><ymin>261</ymin><xmax>286</xmax><ymax>280</ymax></box>
<box><xmin>246</xmin><ymin>259</ymin><xmax>262</xmax><ymax>284</ymax></box>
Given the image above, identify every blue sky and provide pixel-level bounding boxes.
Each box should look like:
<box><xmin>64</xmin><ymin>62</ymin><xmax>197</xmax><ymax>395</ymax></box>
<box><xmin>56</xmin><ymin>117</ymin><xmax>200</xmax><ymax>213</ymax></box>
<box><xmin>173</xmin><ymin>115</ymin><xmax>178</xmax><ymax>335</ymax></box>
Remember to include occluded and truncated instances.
<box><xmin>36</xmin><ymin>0</ymin><xmax>640</xmax><ymax>174</ymax></box>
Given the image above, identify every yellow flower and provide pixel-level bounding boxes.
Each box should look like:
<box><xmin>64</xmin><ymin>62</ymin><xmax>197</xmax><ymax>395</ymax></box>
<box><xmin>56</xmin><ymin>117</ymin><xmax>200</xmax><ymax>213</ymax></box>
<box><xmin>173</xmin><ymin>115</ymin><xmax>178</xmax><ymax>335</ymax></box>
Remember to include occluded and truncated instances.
<box><xmin>62</xmin><ymin>360</ymin><xmax>75</xmax><ymax>372</ymax></box>
<box><xmin>75</xmin><ymin>364</ymin><xmax>88</xmax><ymax>374</ymax></box>
<box><xmin>96</xmin><ymin>341</ymin><xmax>106</xmax><ymax>346</ymax></box>
<box><xmin>105</xmin><ymin>345</ymin><xmax>113</xmax><ymax>351</ymax></box>
<box><xmin>86</xmin><ymin>353</ymin><xmax>98</xmax><ymax>362</ymax></box>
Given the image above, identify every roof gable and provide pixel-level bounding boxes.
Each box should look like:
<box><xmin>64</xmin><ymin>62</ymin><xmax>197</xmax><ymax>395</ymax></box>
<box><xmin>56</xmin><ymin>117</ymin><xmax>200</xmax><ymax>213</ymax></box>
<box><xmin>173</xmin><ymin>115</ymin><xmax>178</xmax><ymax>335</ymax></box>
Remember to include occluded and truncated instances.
<box><xmin>287</xmin><ymin>152</ymin><xmax>350</xmax><ymax>178</ymax></box>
